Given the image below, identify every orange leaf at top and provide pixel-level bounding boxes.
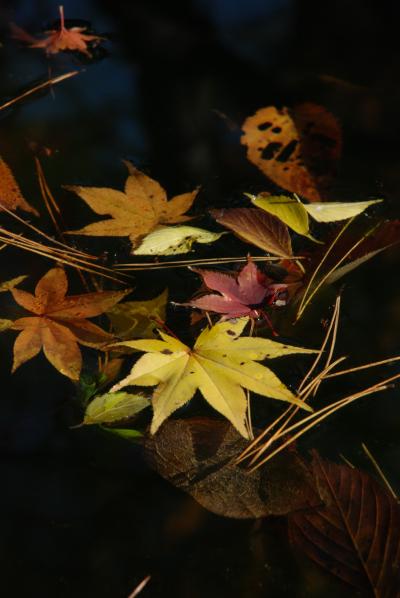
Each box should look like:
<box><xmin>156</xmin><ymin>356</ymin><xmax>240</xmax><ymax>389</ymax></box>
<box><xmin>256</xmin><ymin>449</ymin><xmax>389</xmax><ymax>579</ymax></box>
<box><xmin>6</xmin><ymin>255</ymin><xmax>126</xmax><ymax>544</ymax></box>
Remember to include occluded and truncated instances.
<box><xmin>0</xmin><ymin>158</ymin><xmax>39</xmax><ymax>216</ymax></box>
<box><xmin>241</xmin><ymin>104</ymin><xmax>341</xmax><ymax>202</ymax></box>
<box><xmin>11</xmin><ymin>6</ymin><xmax>103</xmax><ymax>57</ymax></box>
<box><xmin>10</xmin><ymin>267</ymin><xmax>129</xmax><ymax>380</ymax></box>
<box><xmin>65</xmin><ymin>162</ymin><xmax>198</xmax><ymax>252</ymax></box>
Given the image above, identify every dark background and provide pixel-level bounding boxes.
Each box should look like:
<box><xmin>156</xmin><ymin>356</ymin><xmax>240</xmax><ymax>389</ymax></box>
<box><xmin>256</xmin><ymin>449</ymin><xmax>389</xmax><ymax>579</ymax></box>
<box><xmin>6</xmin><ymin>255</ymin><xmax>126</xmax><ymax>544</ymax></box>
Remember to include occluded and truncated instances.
<box><xmin>0</xmin><ymin>1</ymin><xmax>399</xmax><ymax>596</ymax></box>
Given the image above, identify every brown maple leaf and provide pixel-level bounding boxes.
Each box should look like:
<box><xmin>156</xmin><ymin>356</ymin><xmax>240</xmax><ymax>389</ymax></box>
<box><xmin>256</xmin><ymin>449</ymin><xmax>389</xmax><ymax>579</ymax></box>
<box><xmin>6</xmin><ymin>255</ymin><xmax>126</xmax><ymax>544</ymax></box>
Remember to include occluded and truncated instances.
<box><xmin>11</xmin><ymin>6</ymin><xmax>103</xmax><ymax>57</ymax></box>
<box><xmin>9</xmin><ymin>267</ymin><xmax>130</xmax><ymax>380</ymax></box>
<box><xmin>66</xmin><ymin>161</ymin><xmax>198</xmax><ymax>252</ymax></box>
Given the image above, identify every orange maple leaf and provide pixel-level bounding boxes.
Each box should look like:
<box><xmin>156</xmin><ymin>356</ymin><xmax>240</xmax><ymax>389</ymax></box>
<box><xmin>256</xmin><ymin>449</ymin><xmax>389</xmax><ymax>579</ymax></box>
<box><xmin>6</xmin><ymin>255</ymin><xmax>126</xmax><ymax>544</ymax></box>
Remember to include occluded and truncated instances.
<box><xmin>11</xmin><ymin>5</ymin><xmax>103</xmax><ymax>57</ymax></box>
<box><xmin>10</xmin><ymin>267</ymin><xmax>129</xmax><ymax>380</ymax></box>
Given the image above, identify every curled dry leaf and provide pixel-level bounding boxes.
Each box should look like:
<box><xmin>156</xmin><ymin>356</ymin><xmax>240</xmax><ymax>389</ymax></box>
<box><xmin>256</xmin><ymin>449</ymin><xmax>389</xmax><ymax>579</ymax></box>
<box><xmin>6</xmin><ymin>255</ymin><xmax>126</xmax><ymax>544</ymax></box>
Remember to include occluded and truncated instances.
<box><xmin>289</xmin><ymin>452</ymin><xmax>400</xmax><ymax>597</ymax></box>
<box><xmin>183</xmin><ymin>258</ymin><xmax>290</xmax><ymax>319</ymax></box>
<box><xmin>9</xmin><ymin>267</ymin><xmax>129</xmax><ymax>380</ymax></box>
<box><xmin>144</xmin><ymin>418</ymin><xmax>319</xmax><ymax>518</ymax></box>
<box><xmin>111</xmin><ymin>317</ymin><xmax>314</xmax><ymax>438</ymax></box>
<box><xmin>241</xmin><ymin>104</ymin><xmax>341</xmax><ymax>202</ymax></box>
<box><xmin>0</xmin><ymin>158</ymin><xmax>39</xmax><ymax>216</ymax></box>
<box><xmin>132</xmin><ymin>226</ymin><xmax>224</xmax><ymax>256</ymax></box>
<box><xmin>66</xmin><ymin>162</ymin><xmax>198</xmax><ymax>252</ymax></box>
<box><xmin>210</xmin><ymin>207</ymin><xmax>292</xmax><ymax>257</ymax></box>
<box><xmin>11</xmin><ymin>6</ymin><xmax>103</xmax><ymax>57</ymax></box>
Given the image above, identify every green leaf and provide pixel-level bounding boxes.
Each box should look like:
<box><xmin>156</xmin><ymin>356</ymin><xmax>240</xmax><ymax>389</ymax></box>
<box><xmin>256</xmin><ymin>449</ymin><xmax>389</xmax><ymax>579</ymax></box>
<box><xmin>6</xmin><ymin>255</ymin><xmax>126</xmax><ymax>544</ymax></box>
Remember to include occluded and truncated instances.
<box><xmin>132</xmin><ymin>226</ymin><xmax>226</xmax><ymax>255</ymax></box>
<box><xmin>83</xmin><ymin>391</ymin><xmax>150</xmax><ymax>424</ymax></box>
<box><xmin>107</xmin><ymin>289</ymin><xmax>168</xmax><ymax>340</ymax></box>
<box><xmin>304</xmin><ymin>199</ymin><xmax>383</xmax><ymax>222</ymax></box>
<box><xmin>100</xmin><ymin>427</ymin><xmax>143</xmax><ymax>440</ymax></box>
<box><xmin>247</xmin><ymin>193</ymin><xmax>320</xmax><ymax>242</ymax></box>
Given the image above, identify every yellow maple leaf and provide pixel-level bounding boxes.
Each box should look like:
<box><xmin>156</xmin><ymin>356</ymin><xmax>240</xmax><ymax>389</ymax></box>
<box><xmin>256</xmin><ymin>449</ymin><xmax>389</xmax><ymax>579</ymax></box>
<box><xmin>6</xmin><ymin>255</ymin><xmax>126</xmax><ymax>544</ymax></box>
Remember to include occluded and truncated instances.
<box><xmin>66</xmin><ymin>162</ymin><xmax>198</xmax><ymax>252</ymax></box>
<box><xmin>111</xmin><ymin>318</ymin><xmax>315</xmax><ymax>438</ymax></box>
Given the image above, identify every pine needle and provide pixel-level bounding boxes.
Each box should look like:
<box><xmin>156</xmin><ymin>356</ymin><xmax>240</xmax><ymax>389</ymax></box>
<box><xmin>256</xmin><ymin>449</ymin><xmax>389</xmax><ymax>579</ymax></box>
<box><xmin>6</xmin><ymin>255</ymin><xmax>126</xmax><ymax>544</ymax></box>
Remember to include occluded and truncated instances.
<box><xmin>0</xmin><ymin>71</ymin><xmax>79</xmax><ymax>112</ymax></box>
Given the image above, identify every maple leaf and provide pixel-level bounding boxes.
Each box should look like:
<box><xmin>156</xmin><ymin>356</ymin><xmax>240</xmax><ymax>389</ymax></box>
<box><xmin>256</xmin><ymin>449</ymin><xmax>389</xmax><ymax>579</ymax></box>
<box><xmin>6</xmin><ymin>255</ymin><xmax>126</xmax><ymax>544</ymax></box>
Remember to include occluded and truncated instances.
<box><xmin>11</xmin><ymin>6</ymin><xmax>103</xmax><ymax>57</ymax></box>
<box><xmin>9</xmin><ymin>267</ymin><xmax>129</xmax><ymax>380</ymax></box>
<box><xmin>0</xmin><ymin>158</ymin><xmax>39</xmax><ymax>216</ymax></box>
<box><xmin>183</xmin><ymin>259</ymin><xmax>289</xmax><ymax>319</ymax></box>
<box><xmin>66</xmin><ymin>161</ymin><xmax>198</xmax><ymax>252</ymax></box>
<box><xmin>111</xmin><ymin>317</ymin><xmax>315</xmax><ymax>438</ymax></box>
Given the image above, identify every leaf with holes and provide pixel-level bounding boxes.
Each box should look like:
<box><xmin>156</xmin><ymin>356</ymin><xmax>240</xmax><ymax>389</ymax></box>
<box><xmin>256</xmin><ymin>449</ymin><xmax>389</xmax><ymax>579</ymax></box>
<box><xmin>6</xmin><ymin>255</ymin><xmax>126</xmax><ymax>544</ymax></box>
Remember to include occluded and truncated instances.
<box><xmin>288</xmin><ymin>452</ymin><xmax>400</xmax><ymax>596</ymax></box>
<box><xmin>66</xmin><ymin>161</ymin><xmax>198</xmax><ymax>253</ymax></box>
<box><xmin>111</xmin><ymin>317</ymin><xmax>314</xmax><ymax>438</ymax></box>
<box><xmin>241</xmin><ymin>104</ymin><xmax>341</xmax><ymax>202</ymax></box>
<box><xmin>210</xmin><ymin>207</ymin><xmax>292</xmax><ymax>257</ymax></box>
<box><xmin>8</xmin><ymin>267</ymin><xmax>129</xmax><ymax>380</ymax></box>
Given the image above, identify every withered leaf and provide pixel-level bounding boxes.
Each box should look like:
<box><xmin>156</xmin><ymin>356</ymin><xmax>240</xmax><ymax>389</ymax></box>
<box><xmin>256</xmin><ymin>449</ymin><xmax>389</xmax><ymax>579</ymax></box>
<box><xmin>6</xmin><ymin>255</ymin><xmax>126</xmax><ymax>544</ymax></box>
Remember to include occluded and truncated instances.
<box><xmin>288</xmin><ymin>452</ymin><xmax>400</xmax><ymax>596</ymax></box>
<box><xmin>241</xmin><ymin>104</ymin><xmax>341</xmax><ymax>202</ymax></box>
<box><xmin>9</xmin><ymin>267</ymin><xmax>129</xmax><ymax>380</ymax></box>
<box><xmin>66</xmin><ymin>162</ymin><xmax>198</xmax><ymax>252</ymax></box>
<box><xmin>0</xmin><ymin>158</ymin><xmax>39</xmax><ymax>216</ymax></box>
<box><xmin>144</xmin><ymin>418</ymin><xmax>318</xmax><ymax>519</ymax></box>
<box><xmin>210</xmin><ymin>207</ymin><xmax>292</xmax><ymax>257</ymax></box>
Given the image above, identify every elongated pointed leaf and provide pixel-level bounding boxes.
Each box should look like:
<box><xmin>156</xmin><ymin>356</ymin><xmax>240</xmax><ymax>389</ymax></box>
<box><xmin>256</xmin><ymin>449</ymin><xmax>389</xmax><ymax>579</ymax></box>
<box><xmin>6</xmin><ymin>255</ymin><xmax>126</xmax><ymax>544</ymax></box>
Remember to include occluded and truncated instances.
<box><xmin>210</xmin><ymin>207</ymin><xmax>292</xmax><ymax>256</ymax></box>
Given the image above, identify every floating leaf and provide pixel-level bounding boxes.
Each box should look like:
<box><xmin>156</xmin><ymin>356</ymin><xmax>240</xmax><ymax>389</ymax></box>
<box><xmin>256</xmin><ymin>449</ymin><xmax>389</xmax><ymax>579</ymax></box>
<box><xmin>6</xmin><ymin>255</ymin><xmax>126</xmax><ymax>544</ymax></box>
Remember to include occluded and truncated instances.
<box><xmin>241</xmin><ymin>104</ymin><xmax>341</xmax><ymax>202</ymax></box>
<box><xmin>0</xmin><ymin>158</ymin><xmax>38</xmax><ymax>215</ymax></box>
<box><xmin>107</xmin><ymin>289</ymin><xmax>168</xmax><ymax>339</ymax></box>
<box><xmin>132</xmin><ymin>226</ymin><xmax>225</xmax><ymax>256</ymax></box>
<box><xmin>8</xmin><ymin>267</ymin><xmax>129</xmax><ymax>380</ymax></box>
<box><xmin>289</xmin><ymin>453</ymin><xmax>400</xmax><ymax>596</ymax></box>
<box><xmin>66</xmin><ymin>162</ymin><xmax>198</xmax><ymax>253</ymax></box>
<box><xmin>210</xmin><ymin>207</ymin><xmax>292</xmax><ymax>257</ymax></box>
<box><xmin>83</xmin><ymin>391</ymin><xmax>150</xmax><ymax>424</ymax></box>
<box><xmin>247</xmin><ymin>194</ymin><xmax>319</xmax><ymax>242</ymax></box>
<box><xmin>11</xmin><ymin>6</ymin><xmax>103</xmax><ymax>57</ymax></box>
<box><xmin>144</xmin><ymin>418</ymin><xmax>319</xmax><ymax>518</ymax></box>
<box><xmin>111</xmin><ymin>317</ymin><xmax>314</xmax><ymax>438</ymax></box>
<box><xmin>183</xmin><ymin>258</ymin><xmax>289</xmax><ymax>319</ymax></box>
<box><xmin>304</xmin><ymin>199</ymin><xmax>383</xmax><ymax>222</ymax></box>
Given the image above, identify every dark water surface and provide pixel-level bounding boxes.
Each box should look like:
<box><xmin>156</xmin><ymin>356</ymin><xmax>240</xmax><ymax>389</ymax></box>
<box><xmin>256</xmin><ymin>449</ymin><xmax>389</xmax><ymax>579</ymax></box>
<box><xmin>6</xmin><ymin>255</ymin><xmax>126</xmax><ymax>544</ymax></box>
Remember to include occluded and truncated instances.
<box><xmin>0</xmin><ymin>1</ymin><xmax>399</xmax><ymax>596</ymax></box>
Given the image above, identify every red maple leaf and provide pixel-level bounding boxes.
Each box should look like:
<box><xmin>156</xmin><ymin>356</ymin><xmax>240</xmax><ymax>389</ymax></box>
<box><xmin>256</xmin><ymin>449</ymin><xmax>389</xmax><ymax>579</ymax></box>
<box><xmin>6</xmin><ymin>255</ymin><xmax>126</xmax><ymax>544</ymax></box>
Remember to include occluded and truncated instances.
<box><xmin>183</xmin><ymin>259</ymin><xmax>288</xmax><ymax>332</ymax></box>
<box><xmin>11</xmin><ymin>6</ymin><xmax>103</xmax><ymax>57</ymax></box>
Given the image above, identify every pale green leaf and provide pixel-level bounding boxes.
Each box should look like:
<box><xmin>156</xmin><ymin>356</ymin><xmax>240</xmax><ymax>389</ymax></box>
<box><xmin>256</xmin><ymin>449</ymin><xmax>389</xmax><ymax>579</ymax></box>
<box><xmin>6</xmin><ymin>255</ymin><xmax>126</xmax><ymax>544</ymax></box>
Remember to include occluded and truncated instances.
<box><xmin>304</xmin><ymin>199</ymin><xmax>383</xmax><ymax>223</ymax></box>
<box><xmin>132</xmin><ymin>226</ymin><xmax>226</xmax><ymax>255</ymax></box>
<box><xmin>83</xmin><ymin>391</ymin><xmax>150</xmax><ymax>424</ymax></box>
